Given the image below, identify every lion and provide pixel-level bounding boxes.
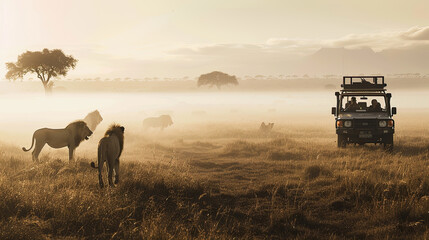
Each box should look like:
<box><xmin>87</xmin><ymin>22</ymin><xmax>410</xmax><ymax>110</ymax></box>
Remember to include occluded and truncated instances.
<box><xmin>22</xmin><ymin>121</ymin><xmax>93</xmax><ymax>162</ymax></box>
<box><xmin>143</xmin><ymin>115</ymin><xmax>173</xmax><ymax>130</ymax></box>
<box><xmin>259</xmin><ymin>122</ymin><xmax>274</xmax><ymax>132</ymax></box>
<box><xmin>83</xmin><ymin>110</ymin><xmax>103</xmax><ymax>132</ymax></box>
<box><xmin>91</xmin><ymin>124</ymin><xmax>125</xmax><ymax>188</ymax></box>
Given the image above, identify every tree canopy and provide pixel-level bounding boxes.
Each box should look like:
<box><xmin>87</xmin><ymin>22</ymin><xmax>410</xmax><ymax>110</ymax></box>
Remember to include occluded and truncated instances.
<box><xmin>6</xmin><ymin>48</ymin><xmax>77</xmax><ymax>93</ymax></box>
<box><xmin>197</xmin><ymin>71</ymin><xmax>238</xmax><ymax>89</ymax></box>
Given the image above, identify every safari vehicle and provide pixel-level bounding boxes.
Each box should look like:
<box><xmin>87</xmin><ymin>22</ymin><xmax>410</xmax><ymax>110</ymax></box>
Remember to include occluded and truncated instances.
<box><xmin>331</xmin><ymin>76</ymin><xmax>397</xmax><ymax>150</ymax></box>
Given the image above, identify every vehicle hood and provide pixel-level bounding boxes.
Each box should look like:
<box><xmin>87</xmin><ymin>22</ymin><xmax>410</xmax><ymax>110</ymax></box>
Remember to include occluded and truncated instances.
<box><xmin>338</xmin><ymin>112</ymin><xmax>390</xmax><ymax>119</ymax></box>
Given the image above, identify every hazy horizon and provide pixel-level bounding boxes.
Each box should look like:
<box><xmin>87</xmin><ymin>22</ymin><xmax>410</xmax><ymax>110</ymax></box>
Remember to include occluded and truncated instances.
<box><xmin>2</xmin><ymin>0</ymin><xmax>429</xmax><ymax>79</ymax></box>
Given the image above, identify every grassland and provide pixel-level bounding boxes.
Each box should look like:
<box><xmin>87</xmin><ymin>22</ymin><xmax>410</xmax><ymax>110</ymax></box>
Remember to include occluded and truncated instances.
<box><xmin>1</xmin><ymin>121</ymin><xmax>429</xmax><ymax>239</ymax></box>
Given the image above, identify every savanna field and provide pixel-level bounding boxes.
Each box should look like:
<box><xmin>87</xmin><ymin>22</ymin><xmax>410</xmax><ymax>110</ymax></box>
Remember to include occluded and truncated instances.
<box><xmin>1</xmin><ymin>108</ymin><xmax>429</xmax><ymax>239</ymax></box>
<box><xmin>0</xmin><ymin>84</ymin><xmax>427</xmax><ymax>239</ymax></box>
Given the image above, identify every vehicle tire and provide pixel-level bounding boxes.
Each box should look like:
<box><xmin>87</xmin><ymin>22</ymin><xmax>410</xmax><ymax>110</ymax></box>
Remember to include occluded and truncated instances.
<box><xmin>383</xmin><ymin>134</ymin><xmax>394</xmax><ymax>152</ymax></box>
<box><xmin>337</xmin><ymin>134</ymin><xmax>346</xmax><ymax>148</ymax></box>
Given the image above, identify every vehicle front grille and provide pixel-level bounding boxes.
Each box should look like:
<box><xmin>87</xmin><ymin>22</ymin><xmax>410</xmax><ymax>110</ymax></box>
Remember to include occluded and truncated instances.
<box><xmin>353</xmin><ymin>119</ymin><xmax>377</xmax><ymax>128</ymax></box>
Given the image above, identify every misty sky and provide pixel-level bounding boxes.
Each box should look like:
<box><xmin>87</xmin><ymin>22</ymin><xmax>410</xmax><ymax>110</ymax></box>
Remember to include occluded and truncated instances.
<box><xmin>1</xmin><ymin>0</ymin><xmax>429</xmax><ymax>78</ymax></box>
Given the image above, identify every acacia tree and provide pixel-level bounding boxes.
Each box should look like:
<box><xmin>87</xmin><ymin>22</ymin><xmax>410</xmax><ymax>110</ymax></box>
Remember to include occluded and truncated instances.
<box><xmin>6</xmin><ymin>48</ymin><xmax>77</xmax><ymax>94</ymax></box>
<box><xmin>197</xmin><ymin>71</ymin><xmax>238</xmax><ymax>89</ymax></box>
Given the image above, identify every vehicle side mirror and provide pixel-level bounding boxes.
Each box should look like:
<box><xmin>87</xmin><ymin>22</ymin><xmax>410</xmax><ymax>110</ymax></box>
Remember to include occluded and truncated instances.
<box><xmin>331</xmin><ymin>107</ymin><xmax>336</xmax><ymax>115</ymax></box>
<box><xmin>392</xmin><ymin>107</ymin><xmax>397</xmax><ymax>115</ymax></box>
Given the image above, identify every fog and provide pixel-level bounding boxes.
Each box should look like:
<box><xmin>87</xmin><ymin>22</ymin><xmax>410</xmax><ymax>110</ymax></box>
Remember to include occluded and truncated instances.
<box><xmin>1</xmin><ymin>86</ymin><xmax>428</xmax><ymax>147</ymax></box>
<box><xmin>1</xmin><ymin>91</ymin><xmax>331</xmax><ymax>138</ymax></box>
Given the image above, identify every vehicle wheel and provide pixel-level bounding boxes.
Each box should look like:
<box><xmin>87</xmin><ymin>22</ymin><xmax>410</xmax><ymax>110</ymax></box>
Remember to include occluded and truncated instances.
<box><xmin>383</xmin><ymin>134</ymin><xmax>394</xmax><ymax>152</ymax></box>
<box><xmin>337</xmin><ymin>134</ymin><xmax>346</xmax><ymax>148</ymax></box>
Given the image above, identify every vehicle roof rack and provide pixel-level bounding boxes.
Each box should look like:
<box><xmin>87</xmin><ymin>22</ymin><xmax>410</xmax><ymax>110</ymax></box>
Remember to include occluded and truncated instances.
<box><xmin>341</xmin><ymin>76</ymin><xmax>386</xmax><ymax>92</ymax></box>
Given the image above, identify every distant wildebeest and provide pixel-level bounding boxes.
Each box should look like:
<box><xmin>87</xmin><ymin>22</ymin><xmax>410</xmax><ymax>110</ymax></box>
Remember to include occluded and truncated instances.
<box><xmin>143</xmin><ymin>115</ymin><xmax>173</xmax><ymax>130</ymax></box>
<box><xmin>22</xmin><ymin>121</ymin><xmax>93</xmax><ymax>162</ymax></box>
<box><xmin>83</xmin><ymin>110</ymin><xmax>103</xmax><ymax>132</ymax></box>
<box><xmin>259</xmin><ymin>122</ymin><xmax>274</xmax><ymax>132</ymax></box>
<box><xmin>91</xmin><ymin>124</ymin><xmax>125</xmax><ymax>188</ymax></box>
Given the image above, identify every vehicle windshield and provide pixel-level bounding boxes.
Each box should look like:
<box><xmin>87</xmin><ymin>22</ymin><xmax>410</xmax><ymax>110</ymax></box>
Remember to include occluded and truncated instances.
<box><xmin>340</xmin><ymin>95</ymin><xmax>386</xmax><ymax>113</ymax></box>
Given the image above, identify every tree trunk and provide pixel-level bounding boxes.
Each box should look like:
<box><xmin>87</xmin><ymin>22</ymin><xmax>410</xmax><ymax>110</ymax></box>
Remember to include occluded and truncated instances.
<box><xmin>43</xmin><ymin>82</ymin><xmax>53</xmax><ymax>95</ymax></box>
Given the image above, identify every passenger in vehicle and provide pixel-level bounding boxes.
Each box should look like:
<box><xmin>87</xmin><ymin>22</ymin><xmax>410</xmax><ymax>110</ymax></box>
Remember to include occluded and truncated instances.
<box><xmin>368</xmin><ymin>99</ymin><xmax>382</xmax><ymax>112</ymax></box>
<box><xmin>345</xmin><ymin>97</ymin><xmax>359</xmax><ymax>112</ymax></box>
<box><xmin>345</xmin><ymin>101</ymin><xmax>350</xmax><ymax>109</ymax></box>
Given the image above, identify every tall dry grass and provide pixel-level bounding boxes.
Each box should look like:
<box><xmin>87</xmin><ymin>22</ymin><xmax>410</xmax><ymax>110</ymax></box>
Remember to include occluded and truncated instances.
<box><xmin>1</xmin><ymin>122</ymin><xmax>429</xmax><ymax>239</ymax></box>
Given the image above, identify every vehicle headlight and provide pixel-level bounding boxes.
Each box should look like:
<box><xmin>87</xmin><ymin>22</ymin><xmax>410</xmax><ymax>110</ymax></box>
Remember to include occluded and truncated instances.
<box><xmin>344</xmin><ymin>120</ymin><xmax>352</xmax><ymax>127</ymax></box>
<box><xmin>379</xmin><ymin>120</ymin><xmax>387</xmax><ymax>127</ymax></box>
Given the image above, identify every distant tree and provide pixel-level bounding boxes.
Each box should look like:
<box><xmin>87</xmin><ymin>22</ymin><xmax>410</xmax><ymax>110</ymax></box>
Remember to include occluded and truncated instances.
<box><xmin>197</xmin><ymin>71</ymin><xmax>238</xmax><ymax>89</ymax></box>
<box><xmin>5</xmin><ymin>48</ymin><xmax>77</xmax><ymax>94</ymax></box>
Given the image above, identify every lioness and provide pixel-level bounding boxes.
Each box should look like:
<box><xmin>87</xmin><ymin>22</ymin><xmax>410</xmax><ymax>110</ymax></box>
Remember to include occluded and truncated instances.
<box><xmin>91</xmin><ymin>124</ymin><xmax>125</xmax><ymax>188</ymax></box>
<box><xmin>22</xmin><ymin>121</ymin><xmax>93</xmax><ymax>162</ymax></box>
<box><xmin>84</xmin><ymin>110</ymin><xmax>103</xmax><ymax>132</ymax></box>
<box><xmin>259</xmin><ymin>122</ymin><xmax>274</xmax><ymax>132</ymax></box>
<box><xmin>143</xmin><ymin>115</ymin><xmax>173</xmax><ymax>130</ymax></box>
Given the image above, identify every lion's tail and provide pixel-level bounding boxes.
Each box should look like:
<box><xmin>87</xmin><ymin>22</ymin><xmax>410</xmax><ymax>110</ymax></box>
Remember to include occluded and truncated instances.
<box><xmin>22</xmin><ymin>132</ymin><xmax>36</xmax><ymax>152</ymax></box>
<box><xmin>90</xmin><ymin>162</ymin><xmax>97</xmax><ymax>168</ymax></box>
<box><xmin>90</xmin><ymin>144</ymin><xmax>102</xmax><ymax>169</ymax></box>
